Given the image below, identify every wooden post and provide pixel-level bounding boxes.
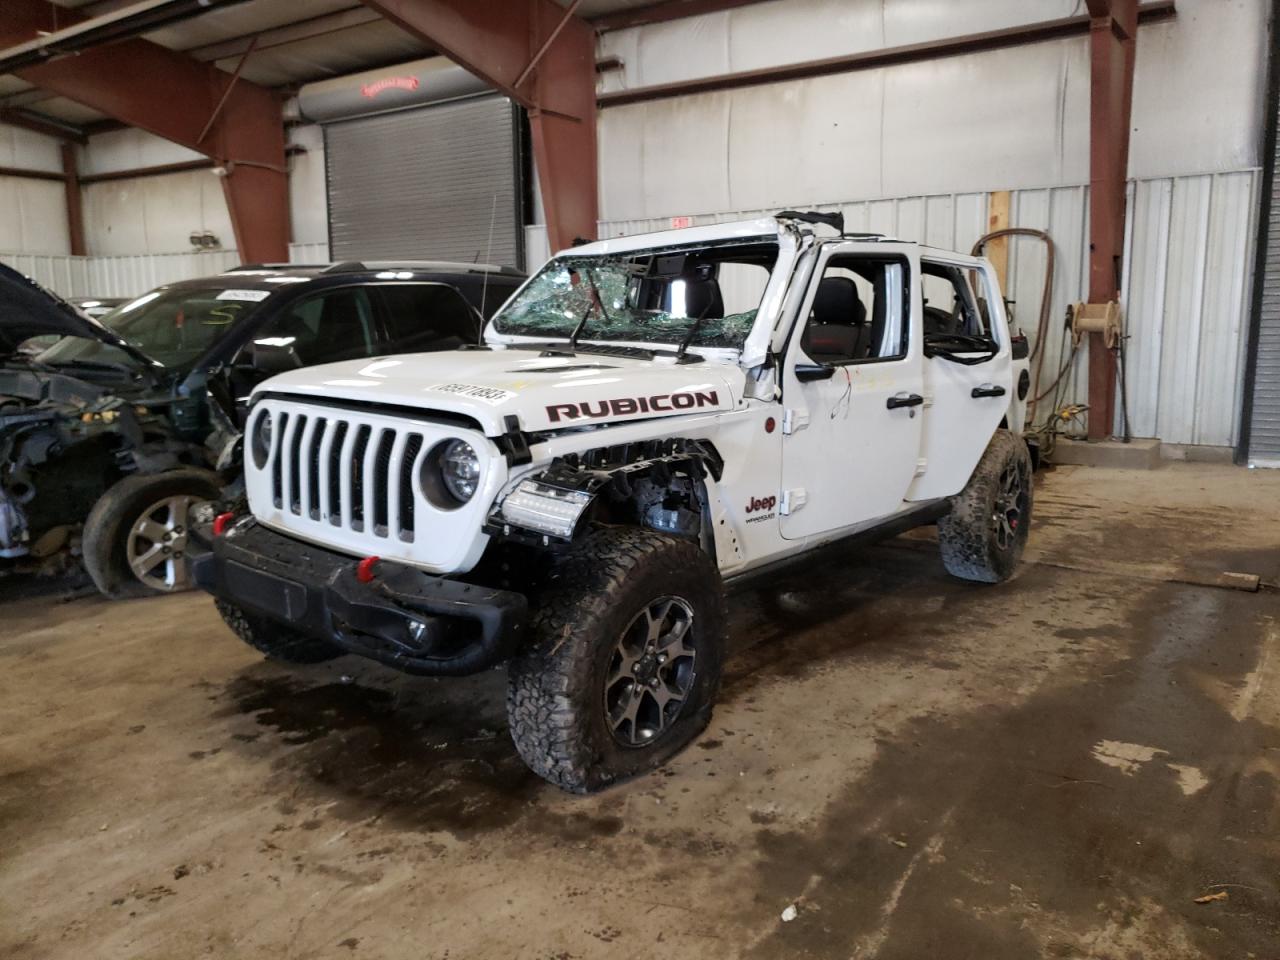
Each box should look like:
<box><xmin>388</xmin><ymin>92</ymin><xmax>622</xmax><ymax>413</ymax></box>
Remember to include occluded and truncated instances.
<box><xmin>986</xmin><ymin>190</ymin><xmax>1012</xmax><ymax>296</ymax></box>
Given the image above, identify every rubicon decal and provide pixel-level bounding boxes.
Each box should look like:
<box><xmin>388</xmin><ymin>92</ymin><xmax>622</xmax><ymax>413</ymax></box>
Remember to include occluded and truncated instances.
<box><xmin>546</xmin><ymin>390</ymin><xmax>719</xmax><ymax>423</ymax></box>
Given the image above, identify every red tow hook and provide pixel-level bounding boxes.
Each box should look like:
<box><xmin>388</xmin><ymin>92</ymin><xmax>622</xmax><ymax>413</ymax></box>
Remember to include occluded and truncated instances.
<box><xmin>356</xmin><ymin>556</ymin><xmax>381</xmax><ymax>584</ymax></box>
<box><xmin>212</xmin><ymin>512</ymin><xmax>236</xmax><ymax>536</ymax></box>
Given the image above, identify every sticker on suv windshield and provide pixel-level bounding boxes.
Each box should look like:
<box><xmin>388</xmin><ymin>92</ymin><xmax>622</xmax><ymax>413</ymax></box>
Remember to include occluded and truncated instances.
<box><xmin>430</xmin><ymin>383</ymin><xmax>517</xmax><ymax>406</ymax></box>
<box><xmin>216</xmin><ymin>289</ymin><xmax>271</xmax><ymax>302</ymax></box>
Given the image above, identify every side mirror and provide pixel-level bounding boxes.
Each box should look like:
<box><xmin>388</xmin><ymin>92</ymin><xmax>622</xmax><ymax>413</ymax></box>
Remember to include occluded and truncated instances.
<box><xmin>795</xmin><ymin>362</ymin><xmax>836</xmax><ymax>382</ymax></box>
<box><xmin>247</xmin><ymin>339</ymin><xmax>303</xmax><ymax>375</ymax></box>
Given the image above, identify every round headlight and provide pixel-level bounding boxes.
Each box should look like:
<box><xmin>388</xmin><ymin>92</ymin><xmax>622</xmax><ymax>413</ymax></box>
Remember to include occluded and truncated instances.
<box><xmin>440</xmin><ymin>439</ymin><xmax>480</xmax><ymax>503</ymax></box>
<box><xmin>250</xmin><ymin>409</ymin><xmax>273</xmax><ymax>469</ymax></box>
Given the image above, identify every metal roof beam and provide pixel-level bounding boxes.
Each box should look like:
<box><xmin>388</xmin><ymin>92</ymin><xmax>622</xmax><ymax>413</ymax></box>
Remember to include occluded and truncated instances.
<box><xmin>186</xmin><ymin>6</ymin><xmax>384</xmax><ymax>62</ymax></box>
<box><xmin>3</xmin><ymin>0</ymin><xmax>289</xmax><ymax>263</ymax></box>
<box><xmin>0</xmin><ymin>0</ymin><xmax>253</xmax><ymax>73</ymax></box>
<box><xmin>0</xmin><ymin>106</ymin><xmax>87</xmax><ymax>143</ymax></box>
<box><xmin>591</xmin><ymin>0</ymin><xmax>775</xmax><ymax>33</ymax></box>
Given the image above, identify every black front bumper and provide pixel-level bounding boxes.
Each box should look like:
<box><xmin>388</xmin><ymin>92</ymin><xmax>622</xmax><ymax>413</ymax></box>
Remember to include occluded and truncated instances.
<box><xmin>188</xmin><ymin>520</ymin><xmax>527</xmax><ymax>676</ymax></box>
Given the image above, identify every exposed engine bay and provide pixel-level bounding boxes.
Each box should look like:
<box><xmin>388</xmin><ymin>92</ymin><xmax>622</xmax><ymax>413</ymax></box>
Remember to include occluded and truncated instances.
<box><xmin>0</xmin><ymin>364</ymin><xmax>208</xmax><ymax>560</ymax></box>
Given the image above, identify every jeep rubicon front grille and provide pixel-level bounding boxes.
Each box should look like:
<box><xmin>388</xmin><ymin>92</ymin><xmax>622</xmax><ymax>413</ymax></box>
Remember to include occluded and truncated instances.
<box><xmin>269</xmin><ymin>412</ymin><xmax>424</xmax><ymax>542</ymax></box>
<box><xmin>246</xmin><ymin>397</ymin><xmax>501</xmax><ymax>575</ymax></box>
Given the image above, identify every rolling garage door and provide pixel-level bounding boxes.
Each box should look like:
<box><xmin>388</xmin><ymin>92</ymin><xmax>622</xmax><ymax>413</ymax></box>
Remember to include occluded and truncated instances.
<box><xmin>1250</xmin><ymin>183</ymin><xmax>1280</xmax><ymax>465</ymax></box>
<box><xmin>325</xmin><ymin>95</ymin><xmax>523</xmax><ymax>267</ymax></box>
<box><xmin>1247</xmin><ymin>48</ymin><xmax>1280</xmax><ymax>467</ymax></box>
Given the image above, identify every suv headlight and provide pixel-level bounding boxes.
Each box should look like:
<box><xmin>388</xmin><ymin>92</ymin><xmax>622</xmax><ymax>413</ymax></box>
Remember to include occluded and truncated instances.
<box><xmin>250</xmin><ymin>409</ymin><xmax>273</xmax><ymax>469</ymax></box>
<box><xmin>440</xmin><ymin>439</ymin><xmax>480</xmax><ymax>503</ymax></box>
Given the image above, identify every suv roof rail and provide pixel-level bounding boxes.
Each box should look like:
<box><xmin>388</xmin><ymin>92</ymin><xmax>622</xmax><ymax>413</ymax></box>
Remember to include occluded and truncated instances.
<box><xmin>322</xmin><ymin>260</ymin><xmax>524</xmax><ymax>277</ymax></box>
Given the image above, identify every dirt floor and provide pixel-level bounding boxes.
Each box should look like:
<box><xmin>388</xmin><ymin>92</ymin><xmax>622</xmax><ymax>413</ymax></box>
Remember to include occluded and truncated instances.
<box><xmin>2</xmin><ymin>462</ymin><xmax>1279</xmax><ymax>960</ymax></box>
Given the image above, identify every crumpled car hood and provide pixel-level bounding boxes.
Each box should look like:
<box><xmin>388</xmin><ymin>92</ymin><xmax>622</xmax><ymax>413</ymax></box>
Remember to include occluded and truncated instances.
<box><xmin>0</xmin><ymin>262</ymin><xmax>151</xmax><ymax>365</ymax></box>
<box><xmin>252</xmin><ymin>346</ymin><xmax>745</xmax><ymax>434</ymax></box>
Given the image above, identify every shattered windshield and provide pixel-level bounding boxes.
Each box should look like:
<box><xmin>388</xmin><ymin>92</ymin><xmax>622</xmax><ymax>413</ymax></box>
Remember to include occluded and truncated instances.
<box><xmin>38</xmin><ymin>285</ymin><xmax>272</xmax><ymax>370</ymax></box>
<box><xmin>491</xmin><ymin>240</ymin><xmax>778</xmax><ymax>350</ymax></box>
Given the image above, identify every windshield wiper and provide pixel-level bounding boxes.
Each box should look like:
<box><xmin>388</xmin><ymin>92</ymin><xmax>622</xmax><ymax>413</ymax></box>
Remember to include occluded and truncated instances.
<box><xmin>567</xmin><ymin>267</ymin><xmax>611</xmax><ymax>350</ymax></box>
<box><xmin>674</xmin><ymin>298</ymin><xmax>718</xmax><ymax>360</ymax></box>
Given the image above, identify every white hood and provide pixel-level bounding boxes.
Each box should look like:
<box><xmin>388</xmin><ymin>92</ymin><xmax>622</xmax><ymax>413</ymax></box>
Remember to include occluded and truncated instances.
<box><xmin>252</xmin><ymin>347</ymin><xmax>745</xmax><ymax>434</ymax></box>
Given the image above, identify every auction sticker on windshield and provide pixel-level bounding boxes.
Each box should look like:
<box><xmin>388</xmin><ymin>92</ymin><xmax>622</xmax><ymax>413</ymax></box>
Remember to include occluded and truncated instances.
<box><xmin>216</xmin><ymin>289</ymin><xmax>271</xmax><ymax>302</ymax></box>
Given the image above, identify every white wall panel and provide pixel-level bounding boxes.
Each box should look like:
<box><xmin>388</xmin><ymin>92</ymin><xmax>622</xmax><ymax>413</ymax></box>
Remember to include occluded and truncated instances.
<box><xmin>0</xmin><ymin>177</ymin><xmax>70</xmax><ymax>254</ymax></box>
<box><xmin>598</xmin><ymin>0</ymin><xmax>1082</xmax><ymax>93</ymax></box>
<box><xmin>1122</xmin><ymin>172</ymin><xmax>1258</xmax><ymax>447</ymax></box>
<box><xmin>82</xmin><ymin>170</ymin><xmax>235</xmax><ymax>256</ymax></box>
<box><xmin>288</xmin><ymin>124</ymin><xmax>329</xmax><ymax>247</ymax></box>
<box><xmin>597</xmin><ymin>0</ymin><xmax>1266</xmax><ymax>223</ymax></box>
<box><xmin>289</xmin><ymin>241</ymin><xmax>330</xmax><ymax>264</ymax></box>
<box><xmin>597</xmin><ymin>170</ymin><xmax>1259</xmax><ymax>448</ymax></box>
<box><xmin>1128</xmin><ymin>5</ymin><xmax>1268</xmax><ymax>179</ymax></box>
<box><xmin>0</xmin><ymin>250</ymin><xmax>240</xmax><ymax>299</ymax></box>
<box><xmin>0</xmin><ymin>122</ymin><xmax>62</xmax><ymax>172</ymax></box>
<box><xmin>77</xmin><ymin>127</ymin><xmax>204</xmax><ymax>176</ymax></box>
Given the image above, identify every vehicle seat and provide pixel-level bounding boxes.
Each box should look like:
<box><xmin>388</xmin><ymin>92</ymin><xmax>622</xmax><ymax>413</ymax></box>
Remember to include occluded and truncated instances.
<box><xmin>681</xmin><ymin>278</ymin><xmax>724</xmax><ymax>319</ymax></box>
<box><xmin>802</xmin><ymin>277</ymin><xmax>867</xmax><ymax>362</ymax></box>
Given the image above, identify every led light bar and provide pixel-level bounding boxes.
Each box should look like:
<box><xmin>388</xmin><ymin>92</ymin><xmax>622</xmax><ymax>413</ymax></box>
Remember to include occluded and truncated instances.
<box><xmin>500</xmin><ymin>480</ymin><xmax>593</xmax><ymax>539</ymax></box>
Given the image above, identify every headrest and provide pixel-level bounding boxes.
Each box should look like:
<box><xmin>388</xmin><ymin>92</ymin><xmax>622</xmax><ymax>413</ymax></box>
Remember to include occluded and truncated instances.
<box><xmin>811</xmin><ymin>276</ymin><xmax>865</xmax><ymax>327</ymax></box>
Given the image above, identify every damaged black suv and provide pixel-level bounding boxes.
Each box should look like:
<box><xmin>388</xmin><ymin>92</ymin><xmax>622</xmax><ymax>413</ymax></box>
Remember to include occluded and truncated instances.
<box><xmin>0</xmin><ymin>260</ymin><xmax>524</xmax><ymax>597</ymax></box>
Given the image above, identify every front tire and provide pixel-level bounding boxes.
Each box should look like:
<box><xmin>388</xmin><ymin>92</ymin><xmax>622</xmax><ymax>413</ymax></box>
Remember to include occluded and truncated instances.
<box><xmin>938</xmin><ymin>429</ymin><xmax>1033</xmax><ymax>583</ymax></box>
<box><xmin>507</xmin><ymin>526</ymin><xmax>727</xmax><ymax>794</ymax></box>
<box><xmin>83</xmin><ymin>469</ymin><xmax>222</xmax><ymax>599</ymax></box>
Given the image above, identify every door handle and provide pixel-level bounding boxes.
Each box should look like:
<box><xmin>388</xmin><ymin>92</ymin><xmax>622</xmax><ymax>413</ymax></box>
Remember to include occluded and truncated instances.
<box><xmin>970</xmin><ymin>384</ymin><xmax>1007</xmax><ymax>398</ymax></box>
<box><xmin>886</xmin><ymin>393</ymin><xmax>924</xmax><ymax>410</ymax></box>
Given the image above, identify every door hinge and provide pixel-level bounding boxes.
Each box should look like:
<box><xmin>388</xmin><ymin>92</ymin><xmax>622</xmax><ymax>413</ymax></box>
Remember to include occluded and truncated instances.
<box><xmin>914</xmin><ymin>457</ymin><xmax>928</xmax><ymax>477</ymax></box>
<box><xmin>780</xmin><ymin>487</ymin><xmax>807</xmax><ymax>515</ymax></box>
<box><xmin>782</xmin><ymin>409</ymin><xmax>809</xmax><ymax>435</ymax></box>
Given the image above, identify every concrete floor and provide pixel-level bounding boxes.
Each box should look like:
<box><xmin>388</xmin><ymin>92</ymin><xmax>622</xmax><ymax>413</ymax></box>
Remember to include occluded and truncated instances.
<box><xmin>2</xmin><ymin>462</ymin><xmax>1279</xmax><ymax>959</ymax></box>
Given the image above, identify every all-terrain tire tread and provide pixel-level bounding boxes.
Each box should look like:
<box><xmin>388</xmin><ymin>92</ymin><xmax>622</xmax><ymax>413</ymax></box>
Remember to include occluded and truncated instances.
<box><xmin>507</xmin><ymin>526</ymin><xmax>725</xmax><ymax>794</ymax></box>
<box><xmin>937</xmin><ymin>429</ymin><xmax>1033</xmax><ymax>583</ymax></box>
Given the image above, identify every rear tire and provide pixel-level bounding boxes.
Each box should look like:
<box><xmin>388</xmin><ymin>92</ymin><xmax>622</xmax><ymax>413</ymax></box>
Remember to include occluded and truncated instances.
<box><xmin>938</xmin><ymin>429</ymin><xmax>1033</xmax><ymax>583</ymax></box>
<box><xmin>215</xmin><ymin>600</ymin><xmax>343</xmax><ymax>664</ymax></box>
<box><xmin>507</xmin><ymin>526</ymin><xmax>727</xmax><ymax>793</ymax></box>
<box><xmin>83</xmin><ymin>469</ymin><xmax>222</xmax><ymax>599</ymax></box>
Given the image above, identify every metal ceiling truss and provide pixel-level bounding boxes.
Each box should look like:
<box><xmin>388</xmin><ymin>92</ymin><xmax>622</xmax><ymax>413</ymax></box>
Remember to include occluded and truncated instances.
<box><xmin>1</xmin><ymin>0</ymin><xmax>290</xmax><ymax>264</ymax></box>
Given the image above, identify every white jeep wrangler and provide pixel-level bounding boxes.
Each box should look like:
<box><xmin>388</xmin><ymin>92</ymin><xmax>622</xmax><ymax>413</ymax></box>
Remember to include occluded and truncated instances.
<box><xmin>190</xmin><ymin>212</ymin><xmax>1033</xmax><ymax>793</ymax></box>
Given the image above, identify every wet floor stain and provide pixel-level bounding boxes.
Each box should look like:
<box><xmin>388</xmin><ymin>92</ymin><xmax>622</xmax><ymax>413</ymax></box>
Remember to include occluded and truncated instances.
<box><xmin>740</xmin><ymin>577</ymin><xmax>1280</xmax><ymax>959</ymax></box>
<box><xmin>218</xmin><ymin>671</ymin><xmax>546</xmax><ymax>838</ymax></box>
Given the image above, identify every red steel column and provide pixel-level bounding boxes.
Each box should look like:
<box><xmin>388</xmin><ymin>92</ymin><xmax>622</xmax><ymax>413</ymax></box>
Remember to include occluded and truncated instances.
<box><xmin>3</xmin><ymin>0</ymin><xmax>289</xmax><ymax>264</ymax></box>
<box><xmin>362</xmin><ymin>0</ymin><xmax>598</xmax><ymax>252</ymax></box>
<box><xmin>1085</xmin><ymin>0</ymin><xmax>1138</xmax><ymax>439</ymax></box>
<box><xmin>60</xmin><ymin>142</ymin><xmax>86</xmax><ymax>256</ymax></box>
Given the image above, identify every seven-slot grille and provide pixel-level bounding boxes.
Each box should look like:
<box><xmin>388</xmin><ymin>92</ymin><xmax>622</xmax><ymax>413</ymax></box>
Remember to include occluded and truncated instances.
<box><xmin>267</xmin><ymin>411</ymin><xmax>426</xmax><ymax>542</ymax></box>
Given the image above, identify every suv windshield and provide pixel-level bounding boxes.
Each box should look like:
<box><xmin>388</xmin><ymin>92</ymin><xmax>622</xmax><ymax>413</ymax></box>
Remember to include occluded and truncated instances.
<box><xmin>39</xmin><ymin>285</ymin><xmax>272</xmax><ymax>370</ymax></box>
<box><xmin>491</xmin><ymin>240</ymin><xmax>778</xmax><ymax>350</ymax></box>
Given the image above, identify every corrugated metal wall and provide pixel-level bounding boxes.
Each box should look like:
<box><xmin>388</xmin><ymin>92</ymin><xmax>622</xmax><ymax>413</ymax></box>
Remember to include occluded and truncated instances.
<box><xmin>0</xmin><ymin>250</ymin><xmax>241</xmax><ymax>299</ymax></box>
<box><xmin>599</xmin><ymin>170</ymin><xmax>1259</xmax><ymax>448</ymax></box>
<box><xmin>289</xmin><ymin>241</ymin><xmax>330</xmax><ymax>264</ymax></box>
